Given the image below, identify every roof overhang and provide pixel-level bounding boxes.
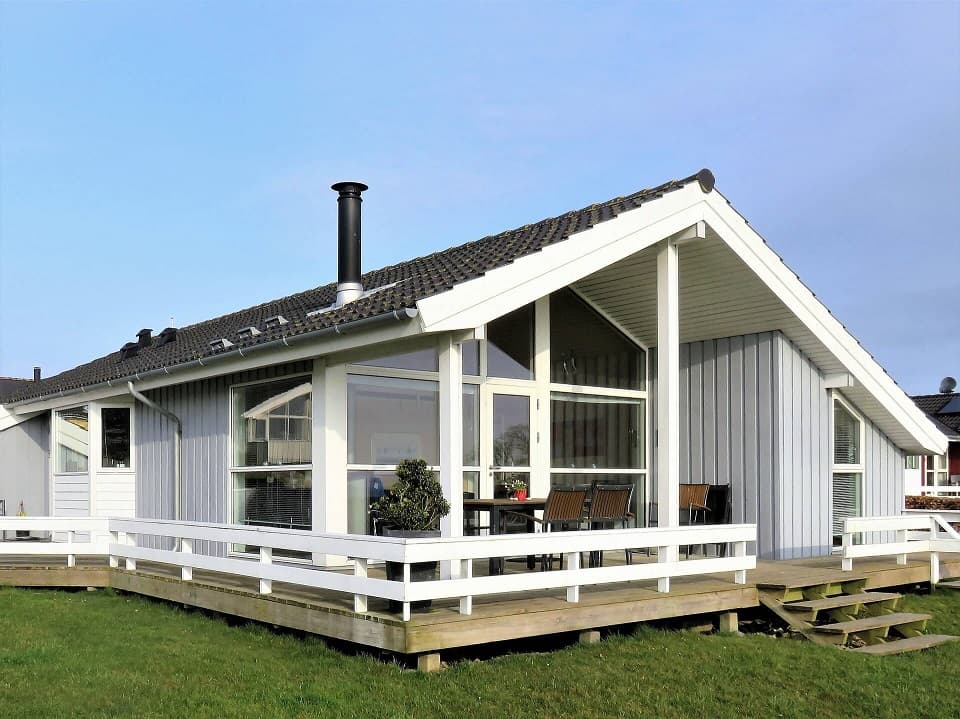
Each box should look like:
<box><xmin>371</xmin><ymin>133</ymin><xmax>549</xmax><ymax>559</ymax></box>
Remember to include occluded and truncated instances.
<box><xmin>416</xmin><ymin>184</ymin><xmax>947</xmax><ymax>455</ymax></box>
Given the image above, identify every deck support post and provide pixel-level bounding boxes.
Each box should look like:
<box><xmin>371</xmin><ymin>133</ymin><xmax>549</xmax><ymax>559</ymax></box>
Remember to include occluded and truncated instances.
<box><xmin>439</xmin><ymin>334</ymin><xmax>463</xmax><ymax>580</ymax></box>
<box><xmin>930</xmin><ymin>551</ymin><xmax>940</xmax><ymax>585</ymax></box>
<box><xmin>181</xmin><ymin>537</ymin><xmax>193</xmax><ymax>581</ymax></box>
<box><xmin>734</xmin><ymin>541</ymin><xmax>747</xmax><ymax>584</ymax></box>
<box><xmin>718</xmin><ymin>611</ymin><xmax>738</xmax><ymax>633</ymax></box>
<box><xmin>259</xmin><ymin>547</ymin><xmax>272</xmax><ymax>594</ymax></box>
<box><xmin>417</xmin><ymin>653</ymin><xmax>441</xmax><ymax>673</ymax></box>
<box><xmin>579</xmin><ymin>630</ymin><xmax>601</xmax><ymax>645</ymax></box>
<box><xmin>656</xmin><ymin>239</ymin><xmax>680</xmax><ymax>577</ymax></box>
<box><xmin>353</xmin><ymin>558</ymin><xmax>368</xmax><ymax>613</ymax></box>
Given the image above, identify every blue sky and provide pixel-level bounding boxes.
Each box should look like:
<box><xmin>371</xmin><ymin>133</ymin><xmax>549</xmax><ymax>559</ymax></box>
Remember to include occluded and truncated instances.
<box><xmin>0</xmin><ymin>1</ymin><xmax>957</xmax><ymax>395</ymax></box>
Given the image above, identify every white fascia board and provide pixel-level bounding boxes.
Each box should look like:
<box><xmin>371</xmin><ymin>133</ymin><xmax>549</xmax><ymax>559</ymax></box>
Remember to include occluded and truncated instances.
<box><xmin>9</xmin><ymin>316</ymin><xmax>424</xmax><ymax>414</ymax></box>
<box><xmin>416</xmin><ymin>183</ymin><xmax>710</xmax><ymax>332</ymax></box>
<box><xmin>701</xmin><ymin>193</ymin><xmax>948</xmax><ymax>455</ymax></box>
<box><xmin>0</xmin><ymin>405</ymin><xmax>43</xmax><ymax>431</ymax></box>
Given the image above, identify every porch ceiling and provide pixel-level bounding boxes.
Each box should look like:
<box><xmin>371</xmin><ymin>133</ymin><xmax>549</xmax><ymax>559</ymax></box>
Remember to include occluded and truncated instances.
<box><xmin>574</xmin><ymin>236</ymin><xmax>924</xmax><ymax>452</ymax></box>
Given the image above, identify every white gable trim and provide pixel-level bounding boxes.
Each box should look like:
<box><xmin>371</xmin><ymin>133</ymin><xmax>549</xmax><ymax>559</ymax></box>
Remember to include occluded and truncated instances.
<box><xmin>699</xmin><ymin>193</ymin><xmax>946</xmax><ymax>454</ymax></box>
<box><xmin>416</xmin><ymin>183</ymin><xmax>946</xmax><ymax>455</ymax></box>
<box><xmin>416</xmin><ymin>183</ymin><xmax>709</xmax><ymax>332</ymax></box>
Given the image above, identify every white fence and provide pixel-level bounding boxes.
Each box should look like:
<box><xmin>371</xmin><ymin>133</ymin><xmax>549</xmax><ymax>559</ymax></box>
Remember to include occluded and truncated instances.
<box><xmin>0</xmin><ymin>516</ymin><xmax>756</xmax><ymax>622</ymax></box>
<box><xmin>841</xmin><ymin>514</ymin><xmax>960</xmax><ymax>584</ymax></box>
<box><xmin>0</xmin><ymin>517</ymin><xmax>110</xmax><ymax>567</ymax></box>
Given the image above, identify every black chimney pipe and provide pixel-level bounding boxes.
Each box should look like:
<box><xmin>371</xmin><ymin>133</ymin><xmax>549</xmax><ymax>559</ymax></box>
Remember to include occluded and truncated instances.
<box><xmin>33</xmin><ymin>367</ymin><xmax>41</xmax><ymax>382</ymax></box>
<box><xmin>331</xmin><ymin>181</ymin><xmax>368</xmax><ymax>306</ymax></box>
<box><xmin>137</xmin><ymin>328</ymin><xmax>153</xmax><ymax>348</ymax></box>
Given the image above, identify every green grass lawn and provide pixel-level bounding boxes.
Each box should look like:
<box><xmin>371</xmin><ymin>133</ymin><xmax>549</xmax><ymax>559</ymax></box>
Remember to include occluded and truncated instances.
<box><xmin>1</xmin><ymin>586</ymin><xmax>958</xmax><ymax>719</ymax></box>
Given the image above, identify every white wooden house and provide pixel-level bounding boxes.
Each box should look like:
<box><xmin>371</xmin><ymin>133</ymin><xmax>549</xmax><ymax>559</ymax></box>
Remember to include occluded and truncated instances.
<box><xmin>0</xmin><ymin>170</ymin><xmax>947</xmax><ymax>562</ymax></box>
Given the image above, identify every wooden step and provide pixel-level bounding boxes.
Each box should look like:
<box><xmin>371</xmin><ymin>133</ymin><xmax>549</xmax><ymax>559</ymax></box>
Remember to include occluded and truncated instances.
<box><xmin>814</xmin><ymin>612</ymin><xmax>930</xmax><ymax>645</ymax></box>
<box><xmin>784</xmin><ymin>592</ymin><xmax>901</xmax><ymax>613</ymax></box>
<box><xmin>850</xmin><ymin>634</ymin><xmax>959</xmax><ymax>656</ymax></box>
<box><xmin>938</xmin><ymin>580</ymin><xmax>960</xmax><ymax>590</ymax></box>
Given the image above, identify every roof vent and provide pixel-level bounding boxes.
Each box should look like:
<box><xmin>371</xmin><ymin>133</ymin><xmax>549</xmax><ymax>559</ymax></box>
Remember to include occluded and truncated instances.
<box><xmin>209</xmin><ymin>338</ymin><xmax>235</xmax><ymax>352</ymax></box>
<box><xmin>156</xmin><ymin>327</ymin><xmax>178</xmax><ymax>347</ymax></box>
<box><xmin>33</xmin><ymin>367</ymin><xmax>41</xmax><ymax>382</ymax></box>
<box><xmin>119</xmin><ymin>342</ymin><xmax>140</xmax><ymax>361</ymax></box>
<box><xmin>237</xmin><ymin>326</ymin><xmax>262</xmax><ymax>339</ymax></box>
<box><xmin>940</xmin><ymin>376</ymin><xmax>957</xmax><ymax>394</ymax></box>
<box><xmin>331</xmin><ymin>181</ymin><xmax>368</xmax><ymax>306</ymax></box>
<box><xmin>264</xmin><ymin>315</ymin><xmax>289</xmax><ymax>328</ymax></box>
<box><xmin>137</xmin><ymin>328</ymin><xmax>153</xmax><ymax>348</ymax></box>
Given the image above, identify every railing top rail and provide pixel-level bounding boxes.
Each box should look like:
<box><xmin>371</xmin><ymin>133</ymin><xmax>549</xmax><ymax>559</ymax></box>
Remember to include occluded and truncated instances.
<box><xmin>844</xmin><ymin>515</ymin><xmax>937</xmax><ymax>532</ymax></box>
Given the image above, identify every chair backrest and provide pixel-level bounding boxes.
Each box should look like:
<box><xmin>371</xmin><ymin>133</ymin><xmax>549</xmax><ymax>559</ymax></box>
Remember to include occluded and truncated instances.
<box><xmin>705</xmin><ymin>484</ymin><xmax>731</xmax><ymax>523</ymax></box>
<box><xmin>589</xmin><ymin>484</ymin><xmax>634</xmax><ymax>522</ymax></box>
<box><xmin>679</xmin><ymin>483</ymin><xmax>709</xmax><ymax>509</ymax></box>
<box><xmin>543</xmin><ymin>488</ymin><xmax>588</xmax><ymax>523</ymax></box>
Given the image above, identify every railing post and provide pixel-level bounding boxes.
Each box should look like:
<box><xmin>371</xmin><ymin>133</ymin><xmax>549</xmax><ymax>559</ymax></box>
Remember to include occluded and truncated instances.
<box><xmin>66</xmin><ymin>530</ymin><xmax>76</xmax><ymax>568</ymax></box>
<box><xmin>734</xmin><ymin>541</ymin><xmax>747</xmax><ymax>585</ymax></box>
<box><xmin>353</xmin><ymin>558</ymin><xmax>368</xmax><ymax>613</ymax></box>
<box><xmin>109</xmin><ymin>529</ymin><xmax>119</xmax><ymax>569</ymax></box>
<box><xmin>125</xmin><ymin>532</ymin><xmax>137</xmax><ymax>571</ymax></box>
<box><xmin>181</xmin><ymin>537</ymin><xmax>193</xmax><ymax>581</ymax></box>
<box><xmin>657</xmin><ymin>544</ymin><xmax>673</xmax><ymax>593</ymax></box>
<box><xmin>566</xmin><ymin>551</ymin><xmax>581</xmax><ymax>603</ymax></box>
<box><xmin>840</xmin><ymin>531</ymin><xmax>853</xmax><ymax>572</ymax></box>
<box><xmin>896</xmin><ymin>529</ymin><xmax>908</xmax><ymax>566</ymax></box>
<box><xmin>259</xmin><ymin>547</ymin><xmax>272</xmax><ymax>594</ymax></box>
<box><xmin>402</xmin><ymin>563</ymin><xmax>411</xmax><ymax>622</ymax></box>
<box><xmin>930</xmin><ymin>551</ymin><xmax>940</xmax><ymax>586</ymax></box>
<box><xmin>459</xmin><ymin>558</ymin><xmax>473</xmax><ymax>616</ymax></box>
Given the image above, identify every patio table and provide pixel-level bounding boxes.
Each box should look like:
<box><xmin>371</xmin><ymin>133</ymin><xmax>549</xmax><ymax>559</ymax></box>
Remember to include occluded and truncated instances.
<box><xmin>463</xmin><ymin>497</ymin><xmax>547</xmax><ymax>575</ymax></box>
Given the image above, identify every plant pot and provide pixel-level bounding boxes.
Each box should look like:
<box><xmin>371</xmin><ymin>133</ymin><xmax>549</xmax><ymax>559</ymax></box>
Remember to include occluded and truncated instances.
<box><xmin>513</xmin><ymin>489</ymin><xmax>528</xmax><ymax>501</ymax></box>
<box><xmin>381</xmin><ymin>527</ymin><xmax>440</xmax><ymax>612</ymax></box>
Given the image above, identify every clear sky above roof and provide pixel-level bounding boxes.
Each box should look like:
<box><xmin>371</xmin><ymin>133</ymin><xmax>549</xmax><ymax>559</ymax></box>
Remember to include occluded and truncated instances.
<box><xmin>0</xmin><ymin>1</ymin><xmax>957</xmax><ymax>395</ymax></box>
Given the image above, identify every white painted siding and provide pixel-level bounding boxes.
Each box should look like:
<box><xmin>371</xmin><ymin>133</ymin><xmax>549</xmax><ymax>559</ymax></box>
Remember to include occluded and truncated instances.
<box><xmin>0</xmin><ymin>414</ymin><xmax>49</xmax><ymax>517</ymax></box>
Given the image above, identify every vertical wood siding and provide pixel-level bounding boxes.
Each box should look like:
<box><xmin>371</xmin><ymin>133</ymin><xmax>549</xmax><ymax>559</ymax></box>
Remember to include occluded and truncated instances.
<box><xmin>134</xmin><ymin>360</ymin><xmax>310</xmax><ymax>554</ymax></box>
<box><xmin>0</xmin><ymin>414</ymin><xmax>50</xmax><ymax>516</ymax></box>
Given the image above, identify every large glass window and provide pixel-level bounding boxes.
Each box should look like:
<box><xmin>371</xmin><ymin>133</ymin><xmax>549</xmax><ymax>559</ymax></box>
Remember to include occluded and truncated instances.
<box><xmin>353</xmin><ymin>348</ymin><xmax>439</xmax><ymax>372</ymax></box>
<box><xmin>231</xmin><ymin>376</ymin><xmax>312</xmax><ymax>553</ymax></box>
<box><xmin>347</xmin><ymin>376</ymin><xmax>439</xmax><ymax>465</ymax></box>
<box><xmin>487</xmin><ymin>304</ymin><xmax>534</xmax><ymax>380</ymax></box>
<box><xmin>101</xmin><ymin>407</ymin><xmax>131</xmax><ymax>469</ymax></box>
<box><xmin>551</xmin><ymin>393</ymin><xmax>644</xmax><ymax>469</ymax></box>
<box><xmin>832</xmin><ymin>397</ymin><xmax>863</xmax><ymax>542</ymax></box>
<box><xmin>56</xmin><ymin>406</ymin><xmax>89</xmax><ymax>473</ymax></box>
<box><xmin>233</xmin><ymin>377</ymin><xmax>312</xmax><ymax>467</ymax></box>
<box><xmin>463</xmin><ymin>384</ymin><xmax>479</xmax><ymax>467</ymax></box>
<box><xmin>550</xmin><ymin>289</ymin><xmax>644</xmax><ymax>391</ymax></box>
<box><xmin>924</xmin><ymin>454</ymin><xmax>948</xmax><ymax>487</ymax></box>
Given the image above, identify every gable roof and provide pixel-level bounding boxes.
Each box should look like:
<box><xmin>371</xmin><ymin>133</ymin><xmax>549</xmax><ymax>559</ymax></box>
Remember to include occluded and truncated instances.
<box><xmin>3</xmin><ymin>170</ymin><xmax>711</xmax><ymax>405</ymax></box>
<box><xmin>912</xmin><ymin>393</ymin><xmax>960</xmax><ymax>438</ymax></box>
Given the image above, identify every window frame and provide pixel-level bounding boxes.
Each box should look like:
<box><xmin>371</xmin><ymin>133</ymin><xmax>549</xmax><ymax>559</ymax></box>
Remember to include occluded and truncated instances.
<box><xmin>98</xmin><ymin>402</ymin><xmax>135</xmax><ymax>472</ymax></box>
<box><xmin>54</xmin><ymin>404</ymin><xmax>91</xmax><ymax>475</ymax></box>
<box><xmin>831</xmin><ymin>393</ymin><xmax>865</xmax><ymax>542</ymax></box>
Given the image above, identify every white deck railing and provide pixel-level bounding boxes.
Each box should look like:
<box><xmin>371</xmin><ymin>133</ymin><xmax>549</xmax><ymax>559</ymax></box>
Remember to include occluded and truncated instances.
<box><xmin>841</xmin><ymin>514</ymin><xmax>960</xmax><ymax>584</ymax></box>
<box><xmin>0</xmin><ymin>516</ymin><xmax>756</xmax><ymax>622</ymax></box>
<box><xmin>0</xmin><ymin>517</ymin><xmax>110</xmax><ymax>567</ymax></box>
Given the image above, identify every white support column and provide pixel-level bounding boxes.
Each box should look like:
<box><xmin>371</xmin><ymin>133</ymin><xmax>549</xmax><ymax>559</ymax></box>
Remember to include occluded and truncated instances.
<box><xmin>566</xmin><ymin>550</ymin><xmax>581</xmax><ymax>603</ymax></box>
<box><xmin>181</xmin><ymin>537</ymin><xmax>193</xmax><ymax>581</ymax></box>
<box><xmin>656</xmin><ymin>239</ymin><xmax>680</xmax><ymax>573</ymax></box>
<box><xmin>316</xmin><ymin>360</ymin><xmax>348</xmax><ymax>566</ymax></box>
<box><xmin>259</xmin><ymin>546</ymin><xmax>273</xmax><ymax>594</ymax></box>
<box><xmin>532</xmin><ymin>296</ymin><xmax>551</xmax><ymax>500</ymax></box>
<box><xmin>439</xmin><ymin>335</ymin><xmax>464</xmax><ymax>580</ymax></box>
<box><xmin>353</xmin><ymin>558</ymin><xmax>368</xmax><ymax>613</ymax></box>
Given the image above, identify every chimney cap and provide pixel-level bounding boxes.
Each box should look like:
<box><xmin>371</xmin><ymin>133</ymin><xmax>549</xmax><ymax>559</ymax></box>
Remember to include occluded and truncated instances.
<box><xmin>331</xmin><ymin>181</ymin><xmax>369</xmax><ymax>194</ymax></box>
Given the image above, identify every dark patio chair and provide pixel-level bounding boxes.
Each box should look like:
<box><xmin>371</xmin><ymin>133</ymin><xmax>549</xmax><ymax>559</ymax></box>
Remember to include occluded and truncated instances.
<box><xmin>679</xmin><ymin>483</ymin><xmax>711</xmax><ymax>557</ymax></box>
<box><xmin>502</xmin><ymin>487</ymin><xmax>588</xmax><ymax>570</ymax></box>
<box><xmin>586</xmin><ymin>484</ymin><xmax>635</xmax><ymax>566</ymax></box>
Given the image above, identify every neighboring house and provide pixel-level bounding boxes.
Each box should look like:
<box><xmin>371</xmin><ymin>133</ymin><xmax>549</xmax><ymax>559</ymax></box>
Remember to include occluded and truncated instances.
<box><xmin>908</xmin><ymin>389</ymin><xmax>960</xmax><ymax>496</ymax></box>
<box><xmin>0</xmin><ymin>171</ymin><xmax>948</xmax><ymax>559</ymax></box>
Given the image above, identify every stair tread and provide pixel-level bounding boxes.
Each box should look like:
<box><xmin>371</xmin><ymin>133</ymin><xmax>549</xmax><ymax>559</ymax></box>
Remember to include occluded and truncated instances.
<box><xmin>815</xmin><ymin>612</ymin><xmax>931</xmax><ymax>634</ymax></box>
<box><xmin>785</xmin><ymin>592</ymin><xmax>901</xmax><ymax>611</ymax></box>
<box><xmin>850</xmin><ymin>634</ymin><xmax>959</xmax><ymax>655</ymax></box>
<box><xmin>938</xmin><ymin>580</ymin><xmax>960</xmax><ymax>590</ymax></box>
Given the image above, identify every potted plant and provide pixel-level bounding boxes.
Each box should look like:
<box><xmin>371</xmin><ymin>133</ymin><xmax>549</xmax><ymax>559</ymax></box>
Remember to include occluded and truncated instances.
<box><xmin>506</xmin><ymin>478</ymin><xmax>527</xmax><ymax>501</ymax></box>
<box><xmin>372</xmin><ymin>459</ymin><xmax>451</xmax><ymax>611</ymax></box>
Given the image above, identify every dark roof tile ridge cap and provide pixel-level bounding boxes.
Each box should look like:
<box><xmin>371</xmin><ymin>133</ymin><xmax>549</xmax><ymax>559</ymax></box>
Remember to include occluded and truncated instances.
<box><xmin>912</xmin><ymin>392</ymin><xmax>959</xmax><ymax>400</ymax></box>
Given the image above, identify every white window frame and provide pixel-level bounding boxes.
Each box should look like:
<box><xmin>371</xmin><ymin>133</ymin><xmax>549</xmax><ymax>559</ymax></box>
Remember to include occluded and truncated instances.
<box><xmin>831</xmin><ymin>392</ymin><xmax>865</xmax><ymax>541</ymax></box>
<box><xmin>98</xmin><ymin>401</ymin><xmax>136</xmax><ymax>473</ymax></box>
<box><xmin>924</xmin><ymin>453</ymin><xmax>948</xmax><ymax>487</ymax></box>
<box><xmin>228</xmin><ymin>373</ymin><xmax>314</xmax><ymax>560</ymax></box>
<box><xmin>53</xmin><ymin>404</ymin><xmax>91</xmax><ymax>476</ymax></box>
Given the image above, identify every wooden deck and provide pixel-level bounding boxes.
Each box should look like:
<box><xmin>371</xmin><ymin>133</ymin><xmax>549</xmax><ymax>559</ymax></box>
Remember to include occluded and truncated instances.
<box><xmin>3</xmin><ymin>552</ymin><xmax>958</xmax><ymax>659</ymax></box>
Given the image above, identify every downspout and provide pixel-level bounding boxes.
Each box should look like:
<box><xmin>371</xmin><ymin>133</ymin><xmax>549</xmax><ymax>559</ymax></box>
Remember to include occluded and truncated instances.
<box><xmin>127</xmin><ymin>382</ymin><xmax>182</xmax><ymax>522</ymax></box>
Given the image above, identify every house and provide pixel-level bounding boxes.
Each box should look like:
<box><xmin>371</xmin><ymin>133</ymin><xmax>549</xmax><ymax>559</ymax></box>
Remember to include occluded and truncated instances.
<box><xmin>0</xmin><ymin>171</ymin><xmax>948</xmax><ymax>561</ymax></box>
<box><xmin>907</xmin><ymin>384</ymin><xmax>960</xmax><ymax>496</ymax></box>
